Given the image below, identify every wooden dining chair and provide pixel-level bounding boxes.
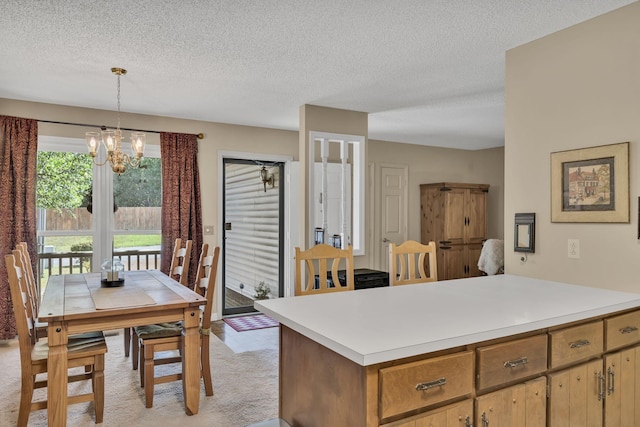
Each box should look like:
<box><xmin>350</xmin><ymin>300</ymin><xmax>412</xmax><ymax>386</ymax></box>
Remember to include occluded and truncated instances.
<box><xmin>294</xmin><ymin>244</ymin><xmax>354</xmax><ymax>296</ymax></box>
<box><xmin>169</xmin><ymin>238</ymin><xmax>193</xmax><ymax>286</ymax></box>
<box><xmin>6</xmin><ymin>253</ymin><xmax>108</xmax><ymax>426</ymax></box>
<box><xmin>389</xmin><ymin>240</ymin><xmax>438</xmax><ymax>285</ymax></box>
<box><xmin>124</xmin><ymin>237</ymin><xmax>193</xmax><ymax>358</ymax></box>
<box><xmin>134</xmin><ymin>244</ymin><xmax>220</xmax><ymax>408</ymax></box>
<box><xmin>15</xmin><ymin>243</ymin><xmax>48</xmax><ymax>339</ymax></box>
<box><xmin>15</xmin><ymin>243</ymin><xmax>38</xmax><ymax>309</ymax></box>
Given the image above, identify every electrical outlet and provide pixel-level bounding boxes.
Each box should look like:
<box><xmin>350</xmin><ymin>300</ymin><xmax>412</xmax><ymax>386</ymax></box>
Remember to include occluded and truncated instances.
<box><xmin>204</xmin><ymin>225</ymin><xmax>214</xmax><ymax>235</ymax></box>
<box><xmin>568</xmin><ymin>239</ymin><xmax>580</xmax><ymax>259</ymax></box>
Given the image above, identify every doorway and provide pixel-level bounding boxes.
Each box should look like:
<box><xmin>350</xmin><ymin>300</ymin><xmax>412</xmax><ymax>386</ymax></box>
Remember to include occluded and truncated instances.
<box><xmin>378</xmin><ymin>164</ymin><xmax>409</xmax><ymax>271</ymax></box>
<box><xmin>222</xmin><ymin>158</ymin><xmax>285</xmax><ymax>316</ymax></box>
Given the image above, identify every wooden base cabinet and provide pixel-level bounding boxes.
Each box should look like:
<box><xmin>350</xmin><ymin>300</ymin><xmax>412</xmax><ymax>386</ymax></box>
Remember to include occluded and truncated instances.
<box><xmin>382</xmin><ymin>400</ymin><xmax>473</xmax><ymax>427</ymax></box>
<box><xmin>547</xmin><ymin>350</ymin><xmax>640</xmax><ymax>427</ymax></box>
<box><xmin>548</xmin><ymin>359</ymin><xmax>603</xmax><ymax>427</ymax></box>
<box><xmin>604</xmin><ymin>345</ymin><xmax>640</xmax><ymax>426</ymax></box>
<box><xmin>278</xmin><ymin>308</ymin><xmax>640</xmax><ymax>427</ymax></box>
<box><xmin>476</xmin><ymin>377</ymin><xmax>546</xmax><ymax>427</ymax></box>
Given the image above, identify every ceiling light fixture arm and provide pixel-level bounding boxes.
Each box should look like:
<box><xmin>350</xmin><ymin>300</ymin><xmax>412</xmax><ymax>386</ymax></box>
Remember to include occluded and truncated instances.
<box><xmin>85</xmin><ymin>67</ymin><xmax>146</xmax><ymax>175</ymax></box>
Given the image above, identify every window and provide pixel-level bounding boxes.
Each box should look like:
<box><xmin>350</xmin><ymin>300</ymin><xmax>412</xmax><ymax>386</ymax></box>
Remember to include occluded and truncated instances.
<box><xmin>37</xmin><ymin>136</ymin><xmax>161</xmax><ymax>289</ymax></box>
<box><xmin>308</xmin><ymin>132</ymin><xmax>365</xmax><ymax>255</ymax></box>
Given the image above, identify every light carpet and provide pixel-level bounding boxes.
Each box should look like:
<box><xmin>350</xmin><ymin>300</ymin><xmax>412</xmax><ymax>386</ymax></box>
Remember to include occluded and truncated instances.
<box><xmin>0</xmin><ymin>331</ymin><xmax>278</xmax><ymax>427</ymax></box>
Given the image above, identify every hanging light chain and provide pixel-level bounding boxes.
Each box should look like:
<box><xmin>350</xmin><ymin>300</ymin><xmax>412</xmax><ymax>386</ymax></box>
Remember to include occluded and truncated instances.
<box><xmin>116</xmin><ymin>71</ymin><xmax>121</xmax><ymax>130</ymax></box>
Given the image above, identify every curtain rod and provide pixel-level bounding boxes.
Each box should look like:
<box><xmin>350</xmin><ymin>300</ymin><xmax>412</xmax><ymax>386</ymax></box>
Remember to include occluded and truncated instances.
<box><xmin>37</xmin><ymin>118</ymin><xmax>204</xmax><ymax>140</ymax></box>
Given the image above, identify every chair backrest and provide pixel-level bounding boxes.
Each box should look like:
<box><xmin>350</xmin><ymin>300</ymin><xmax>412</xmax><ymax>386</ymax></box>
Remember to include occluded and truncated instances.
<box><xmin>169</xmin><ymin>238</ymin><xmax>193</xmax><ymax>286</ymax></box>
<box><xmin>196</xmin><ymin>245</ymin><xmax>220</xmax><ymax>331</ymax></box>
<box><xmin>193</xmin><ymin>243</ymin><xmax>208</xmax><ymax>295</ymax></box>
<box><xmin>295</xmin><ymin>244</ymin><xmax>354</xmax><ymax>296</ymax></box>
<box><xmin>389</xmin><ymin>240</ymin><xmax>438</xmax><ymax>285</ymax></box>
<box><xmin>15</xmin><ymin>243</ymin><xmax>39</xmax><ymax>314</ymax></box>
<box><xmin>5</xmin><ymin>254</ymin><xmax>36</xmax><ymax>374</ymax></box>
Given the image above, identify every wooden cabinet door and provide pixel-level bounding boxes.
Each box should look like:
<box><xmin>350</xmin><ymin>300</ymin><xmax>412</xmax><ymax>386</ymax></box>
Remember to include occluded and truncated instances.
<box><xmin>475</xmin><ymin>377</ymin><xmax>546</xmax><ymax>427</ymax></box>
<box><xmin>438</xmin><ymin>244</ymin><xmax>466</xmax><ymax>280</ymax></box>
<box><xmin>604</xmin><ymin>345</ymin><xmax>640</xmax><ymax>427</ymax></box>
<box><xmin>465</xmin><ymin>188</ymin><xmax>488</xmax><ymax>244</ymax></box>
<box><xmin>386</xmin><ymin>399</ymin><xmax>473</xmax><ymax>427</ymax></box>
<box><xmin>442</xmin><ymin>188</ymin><xmax>466</xmax><ymax>245</ymax></box>
<box><xmin>525</xmin><ymin>377</ymin><xmax>548</xmax><ymax>427</ymax></box>
<box><xmin>548</xmin><ymin>359</ymin><xmax>603</xmax><ymax>427</ymax></box>
<box><xmin>467</xmin><ymin>243</ymin><xmax>484</xmax><ymax>278</ymax></box>
<box><xmin>438</xmin><ymin>244</ymin><xmax>484</xmax><ymax>280</ymax></box>
<box><xmin>416</xmin><ymin>399</ymin><xmax>473</xmax><ymax>427</ymax></box>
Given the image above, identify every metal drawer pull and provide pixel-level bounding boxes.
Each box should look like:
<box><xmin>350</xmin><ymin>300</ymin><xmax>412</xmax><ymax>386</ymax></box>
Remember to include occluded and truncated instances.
<box><xmin>597</xmin><ymin>371</ymin><xmax>605</xmax><ymax>401</ymax></box>
<box><xmin>620</xmin><ymin>326</ymin><xmax>638</xmax><ymax>334</ymax></box>
<box><xmin>481</xmin><ymin>411</ymin><xmax>489</xmax><ymax>427</ymax></box>
<box><xmin>503</xmin><ymin>356</ymin><xmax>528</xmax><ymax>368</ymax></box>
<box><xmin>415</xmin><ymin>377</ymin><xmax>446</xmax><ymax>391</ymax></box>
<box><xmin>569</xmin><ymin>339</ymin><xmax>591</xmax><ymax>349</ymax></box>
<box><xmin>608</xmin><ymin>366</ymin><xmax>615</xmax><ymax>395</ymax></box>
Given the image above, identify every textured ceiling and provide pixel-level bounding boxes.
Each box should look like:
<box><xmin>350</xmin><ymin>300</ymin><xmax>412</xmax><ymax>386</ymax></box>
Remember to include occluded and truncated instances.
<box><xmin>0</xmin><ymin>1</ymin><xmax>635</xmax><ymax>150</ymax></box>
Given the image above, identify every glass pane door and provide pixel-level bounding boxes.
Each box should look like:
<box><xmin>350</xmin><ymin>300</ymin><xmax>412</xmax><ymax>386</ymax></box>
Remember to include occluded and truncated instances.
<box><xmin>222</xmin><ymin>159</ymin><xmax>284</xmax><ymax>316</ymax></box>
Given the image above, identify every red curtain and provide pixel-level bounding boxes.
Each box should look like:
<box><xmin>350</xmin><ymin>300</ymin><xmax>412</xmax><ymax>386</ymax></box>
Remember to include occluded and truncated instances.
<box><xmin>0</xmin><ymin>116</ymin><xmax>38</xmax><ymax>340</ymax></box>
<box><xmin>159</xmin><ymin>132</ymin><xmax>203</xmax><ymax>286</ymax></box>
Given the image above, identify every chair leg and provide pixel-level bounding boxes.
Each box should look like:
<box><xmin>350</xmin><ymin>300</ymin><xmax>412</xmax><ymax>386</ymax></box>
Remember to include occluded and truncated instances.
<box><xmin>131</xmin><ymin>329</ymin><xmax>139</xmax><ymax>370</ymax></box>
<box><xmin>139</xmin><ymin>341</ymin><xmax>145</xmax><ymax>387</ymax></box>
<box><xmin>201</xmin><ymin>335</ymin><xmax>213</xmax><ymax>396</ymax></box>
<box><xmin>143</xmin><ymin>343</ymin><xmax>155</xmax><ymax>408</ymax></box>
<box><xmin>124</xmin><ymin>327</ymin><xmax>131</xmax><ymax>357</ymax></box>
<box><xmin>17</xmin><ymin>375</ymin><xmax>34</xmax><ymax>427</ymax></box>
<box><xmin>93</xmin><ymin>354</ymin><xmax>105</xmax><ymax>424</ymax></box>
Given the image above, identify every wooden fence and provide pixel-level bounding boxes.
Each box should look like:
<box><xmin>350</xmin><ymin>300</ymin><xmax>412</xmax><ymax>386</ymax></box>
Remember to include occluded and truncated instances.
<box><xmin>43</xmin><ymin>207</ymin><xmax>161</xmax><ymax>231</ymax></box>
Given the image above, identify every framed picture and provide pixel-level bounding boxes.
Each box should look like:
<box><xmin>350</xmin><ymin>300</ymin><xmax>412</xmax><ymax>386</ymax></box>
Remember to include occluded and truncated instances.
<box><xmin>551</xmin><ymin>142</ymin><xmax>629</xmax><ymax>223</ymax></box>
<box><xmin>514</xmin><ymin>213</ymin><xmax>535</xmax><ymax>253</ymax></box>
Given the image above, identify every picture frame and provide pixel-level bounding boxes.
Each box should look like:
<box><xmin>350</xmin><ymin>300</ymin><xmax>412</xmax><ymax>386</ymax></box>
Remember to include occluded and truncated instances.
<box><xmin>514</xmin><ymin>213</ymin><xmax>535</xmax><ymax>253</ymax></box>
<box><xmin>551</xmin><ymin>142</ymin><xmax>629</xmax><ymax>223</ymax></box>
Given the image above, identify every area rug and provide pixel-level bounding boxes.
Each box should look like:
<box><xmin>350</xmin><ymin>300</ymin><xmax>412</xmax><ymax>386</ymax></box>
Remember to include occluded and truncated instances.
<box><xmin>223</xmin><ymin>314</ymin><xmax>279</xmax><ymax>332</ymax></box>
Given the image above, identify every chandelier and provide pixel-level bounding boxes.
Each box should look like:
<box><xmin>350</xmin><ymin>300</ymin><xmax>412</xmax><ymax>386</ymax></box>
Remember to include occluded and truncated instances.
<box><xmin>85</xmin><ymin>67</ymin><xmax>145</xmax><ymax>175</ymax></box>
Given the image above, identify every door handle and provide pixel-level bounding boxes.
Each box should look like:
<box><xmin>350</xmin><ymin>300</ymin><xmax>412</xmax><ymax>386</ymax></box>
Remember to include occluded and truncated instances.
<box><xmin>383</xmin><ymin>238</ymin><xmax>390</xmax><ymax>243</ymax></box>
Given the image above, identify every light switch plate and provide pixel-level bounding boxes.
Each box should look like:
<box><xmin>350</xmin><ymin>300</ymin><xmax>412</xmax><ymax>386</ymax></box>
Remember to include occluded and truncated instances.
<box><xmin>568</xmin><ymin>239</ymin><xmax>580</xmax><ymax>259</ymax></box>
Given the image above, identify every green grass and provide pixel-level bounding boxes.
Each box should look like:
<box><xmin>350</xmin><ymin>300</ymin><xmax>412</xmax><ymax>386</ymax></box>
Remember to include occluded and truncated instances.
<box><xmin>114</xmin><ymin>235</ymin><xmax>161</xmax><ymax>248</ymax></box>
<box><xmin>43</xmin><ymin>235</ymin><xmax>161</xmax><ymax>252</ymax></box>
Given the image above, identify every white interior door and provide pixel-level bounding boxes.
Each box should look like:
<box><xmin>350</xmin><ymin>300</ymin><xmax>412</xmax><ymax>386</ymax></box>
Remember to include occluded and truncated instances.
<box><xmin>379</xmin><ymin>165</ymin><xmax>408</xmax><ymax>271</ymax></box>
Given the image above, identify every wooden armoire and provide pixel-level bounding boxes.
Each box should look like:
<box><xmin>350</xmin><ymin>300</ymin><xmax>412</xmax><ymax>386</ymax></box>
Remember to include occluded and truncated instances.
<box><xmin>420</xmin><ymin>182</ymin><xmax>489</xmax><ymax>280</ymax></box>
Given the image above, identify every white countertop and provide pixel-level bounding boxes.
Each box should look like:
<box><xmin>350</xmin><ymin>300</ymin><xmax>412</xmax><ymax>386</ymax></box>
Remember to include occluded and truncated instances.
<box><xmin>255</xmin><ymin>274</ymin><xmax>640</xmax><ymax>366</ymax></box>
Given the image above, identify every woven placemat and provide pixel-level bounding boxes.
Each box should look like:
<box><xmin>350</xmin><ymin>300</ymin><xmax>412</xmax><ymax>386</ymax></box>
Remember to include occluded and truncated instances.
<box><xmin>90</xmin><ymin>287</ymin><xmax>157</xmax><ymax>310</ymax></box>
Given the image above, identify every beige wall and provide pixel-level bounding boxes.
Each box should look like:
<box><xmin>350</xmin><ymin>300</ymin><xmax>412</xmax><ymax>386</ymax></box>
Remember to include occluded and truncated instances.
<box><xmin>0</xmin><ymin>98</ymin><xmax>299</xmax><ymax>254</ymax></box>
<box><xmin>367</xmin><ymin>140</ymin><xmax>504</xmax><ymax>270</ymax></box>
<box><xmin>1</xmin><ymin>98</ymin><xmax>505</xmax><ymax>271</ymax></box>
<box><xmin>505</xmin><ymin>2</ymin><xmax>640</xmax><ymax>291</ymax></box>
<box><xmin>298</xmin><ymin>105</ymin><xmax>369</xmax><ymax>253</ymax></box>
<box><xmin>368</xmin><ymin>141</ymin><xmax>504</xmax><ymax>244</ymax></box>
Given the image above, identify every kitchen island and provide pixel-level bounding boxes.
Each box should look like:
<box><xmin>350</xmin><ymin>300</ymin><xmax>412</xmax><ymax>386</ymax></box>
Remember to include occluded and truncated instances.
<box><xmin>255</xmin><ymin>274</ymin><xmax>640</xmax><ymax>426</ymax></box>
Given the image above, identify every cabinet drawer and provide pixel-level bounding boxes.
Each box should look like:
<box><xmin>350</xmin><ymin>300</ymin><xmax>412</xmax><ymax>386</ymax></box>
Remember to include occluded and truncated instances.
<box><xmin>549</xmin><ymin>321</ymin><xmax>603</xmax><ymax>369</ymax></box>
<box><xmin>379</xmin><ymin>351</ymin><xmax>474</xmax><ymax>420</ymax></box>
<box><xmin>605</xmin><ymin>310</ymin><xmax>640</xmax><ymax>351</ymax></box>
<box><xmin>476</xmin><ymin>334</ymin><xmax>547</xmax><ymax>391</ymax></box>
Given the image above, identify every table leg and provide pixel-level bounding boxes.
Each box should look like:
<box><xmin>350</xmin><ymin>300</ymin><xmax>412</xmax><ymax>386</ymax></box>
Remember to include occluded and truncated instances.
<box><xmin>182</xmin><ymin>307</ymin><xmax>201</xmax><ymax>415</ymax></box>
<box><xmin>47</xmin><ymin>320</ymin><xmax>69</xmax><ymax>427</ymax></box>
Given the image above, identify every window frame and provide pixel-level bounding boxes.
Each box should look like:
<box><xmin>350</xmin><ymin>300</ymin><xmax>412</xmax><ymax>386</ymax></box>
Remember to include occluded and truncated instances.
<box><xmin>37</xmin><ymin>136</ymin><xmax>161</xmax><ymax>270</ymax></box>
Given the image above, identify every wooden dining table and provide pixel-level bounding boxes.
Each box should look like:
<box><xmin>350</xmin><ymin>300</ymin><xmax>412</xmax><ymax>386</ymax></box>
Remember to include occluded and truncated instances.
<box><xmin>38</xmin><ymin>269</ymin><xmax>207</xmax><ymax>427</ymax></box>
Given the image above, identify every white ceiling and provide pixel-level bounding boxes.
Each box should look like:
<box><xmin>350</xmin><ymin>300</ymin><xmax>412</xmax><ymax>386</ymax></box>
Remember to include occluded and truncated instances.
<box><xmin>0</xmin><ymin>1</ymin><xmax>635</xmax><ymax>150</ymax></box>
